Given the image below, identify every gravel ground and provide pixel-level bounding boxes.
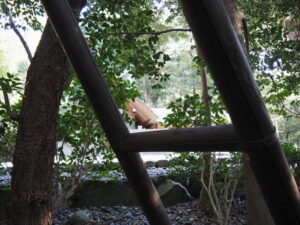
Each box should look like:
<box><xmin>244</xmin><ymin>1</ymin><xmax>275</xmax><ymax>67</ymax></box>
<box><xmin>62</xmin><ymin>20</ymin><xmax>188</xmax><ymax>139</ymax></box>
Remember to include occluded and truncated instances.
<box><xmin>53</xmin><ymin>197</ymin><xmax>247</xmax><ymax>225</ymax></box>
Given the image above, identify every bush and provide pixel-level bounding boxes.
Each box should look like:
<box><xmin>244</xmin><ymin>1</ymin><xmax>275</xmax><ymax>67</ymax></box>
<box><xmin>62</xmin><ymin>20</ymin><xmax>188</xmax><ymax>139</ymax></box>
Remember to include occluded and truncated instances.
<box><xmin>282</xmin><ymin>142</ymin><xmax>300</xmax><ymax>179</ymax></box>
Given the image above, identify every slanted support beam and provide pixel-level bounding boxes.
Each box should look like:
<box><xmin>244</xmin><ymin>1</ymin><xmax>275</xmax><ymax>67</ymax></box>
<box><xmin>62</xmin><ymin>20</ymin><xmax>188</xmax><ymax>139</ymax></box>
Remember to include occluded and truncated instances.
<box><xmin>122</xmin><ymin>124</ymin><xmax>242</xmax><ymax>152</ymax></box>
<box><xmin>180</xmin><ymin>1</ymin><xmax>300</xmax><ymax>224</ymax></box>
<box><xmin>41</xmin><ymin>0</ymin><xmax>171</xmax><ymax>224</ymax></box>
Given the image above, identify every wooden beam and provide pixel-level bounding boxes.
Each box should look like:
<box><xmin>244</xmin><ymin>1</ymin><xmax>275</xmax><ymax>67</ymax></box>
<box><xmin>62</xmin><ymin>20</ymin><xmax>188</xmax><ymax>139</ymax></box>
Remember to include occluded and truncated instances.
<box><xmin>41</xmin><ymin>2</ymin><xmax>128</xmax><ymax>145</ymax></box>
<box><xmin>180</xmin><ymin>1</ymin><xmax>300</xmax><ymax>224</ymax></box>
<box><xmin>122</xmin><ymin>125</ymin><xmax>242</xmax><ymax>152</ymax></box>
<box><xmin>41</xmin><ymin>1</ymin><xmax>171</xmax><ymax>224</ymax></box>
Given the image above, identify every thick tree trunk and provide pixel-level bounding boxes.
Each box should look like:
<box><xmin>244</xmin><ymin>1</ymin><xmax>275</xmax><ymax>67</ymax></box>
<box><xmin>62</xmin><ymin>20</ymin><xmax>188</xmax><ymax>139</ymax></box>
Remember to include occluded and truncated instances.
<box><xmin>10</xmin><ymin>1</ymin><xmax>85</xmax><ymax>224</ymax></box>
<box><xmin>222</xmin><ymin>1</ymin><xmax>275</xmax><ymax>225</ymax></box>
<box><xmin>10</xmin><ymin>20</ymin><xmax>70</xmax><ymax>225</ymax></box>
<box><xmin>243</xmin><ymin>155</ymin><xmax>275</xmax><ymax>225</ymax></box>
<box><xmin>243</xmin><ymin>161</ymin><xmax>275</xmax><ymax>225</ymax></box>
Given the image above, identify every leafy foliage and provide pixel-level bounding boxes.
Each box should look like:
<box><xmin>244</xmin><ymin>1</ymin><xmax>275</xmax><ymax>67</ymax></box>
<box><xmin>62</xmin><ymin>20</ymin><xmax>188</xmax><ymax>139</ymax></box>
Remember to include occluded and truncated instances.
<box><xmin>278</xmin><ymin>117</ymin><xmax>300</xmax><ymax>146</ymax></box>
<box><xmin>164</xmin><ymin>93</ymin><xmax>227</xmax><ymax>128</ymax></box>
<box><xmin>0</xmin><ymin>56</ymin><xmax>22</xmax><ymax>163</ymax></box>
<box><xmin>0</xmin><ymin>0</ymin><xmax>44</xmax><ymax>31</ymax></box>
<box><xmin>282</xmin><ymin>142</ymin><xmax>300</xmax><ymax>180</ymax></box>
<box><xmin>238</xmin><ymin>0</ymin><xmax>300</xmax><ymax>117</ymax></box>
<box><xmin>81</xmin><ymin>0</ymin><xmax>171</xmax><ymax>92</ymax></box>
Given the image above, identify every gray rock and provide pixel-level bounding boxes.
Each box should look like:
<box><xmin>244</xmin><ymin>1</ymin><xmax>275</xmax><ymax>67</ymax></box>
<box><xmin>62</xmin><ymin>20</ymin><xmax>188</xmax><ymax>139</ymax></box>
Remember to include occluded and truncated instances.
<box><xmin>69</xmin><ymin>176</ymin><xmax>195</xmax><ymax>208</ymax></box>
<box><xmin>155</xmin><ymin>160</ymin><xmax>168</xmax><ymax>168</ymax></box>
<box><xmin>0</xmin><ymin>175</ymin><xmax>11</xmax><ymax>187</ymax></box>
<box><xmin>66</xmin><ymin>211</ymin><xmax>89</xmax><ymax>225</ymax></box>
<box><xmin>151</xmin><ymin>175</ymin><xmax>167</xmax><ymax>186</ymax></box>
<box><xmin>69</xmin><ymin>181</ymin><xmax>138</xmax><ymax>207</ymax></box>
<box><xmin>167</xmin><ymin>173</ymin><xmax>202</xmax><ymax>198</ymax></box>
<box><xmin>144</xmin><ymin>161</ymin><xmax>155</xmax><ymax>168</ymax></box>
<box><xmin>157</xmin><ymin>179</ymin><xmax>193</xmax><ymax>206</ymax></box>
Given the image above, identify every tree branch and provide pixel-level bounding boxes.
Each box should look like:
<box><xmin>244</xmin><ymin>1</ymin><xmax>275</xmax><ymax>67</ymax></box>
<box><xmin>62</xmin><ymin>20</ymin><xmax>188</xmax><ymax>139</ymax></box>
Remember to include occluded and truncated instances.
<box><xmin>242</xmin><ymin>18</ymin><xmax>249</xmax><ymax>55</ymax></box>
<box><xmin>200</xmin><ymin>166</ymin><xmax>223</xmax><ymax>223</ymax></box>
<box><xmin>97</xmin><ymin>28</ymin><xmax>191</xmax><ymax>36</ymax></box>
<box><xmin>0</xmin><ymin>83</ymin><xmax>19</xmax><ymax>121</ymax></box>
<box><xmin>2</xmin><ymin>0</ymin><xmax>33</xmax><ymax>62</ymax></box>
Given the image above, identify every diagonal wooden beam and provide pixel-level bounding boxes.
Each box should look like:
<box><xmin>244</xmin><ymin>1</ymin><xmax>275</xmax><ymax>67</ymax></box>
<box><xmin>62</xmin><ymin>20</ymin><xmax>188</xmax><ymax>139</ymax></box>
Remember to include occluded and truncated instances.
<box><xmin>42</xmin><ymin>4</ymin><xmax>128</xmax><ymax>144</ymax></box>
<box><xmin>121</xmin><ymin>124</ymin><xmax>242</xmax><ymax>152</ymax></box>
<box><xmin>41</xmin><ymin>1</ymin><xmax>171</xmax><ymax>224</ymax></box>
<box><xmin>180</xmin><ymin>1</ymin><xmax>300</xmax><ymax>224</ymax></box>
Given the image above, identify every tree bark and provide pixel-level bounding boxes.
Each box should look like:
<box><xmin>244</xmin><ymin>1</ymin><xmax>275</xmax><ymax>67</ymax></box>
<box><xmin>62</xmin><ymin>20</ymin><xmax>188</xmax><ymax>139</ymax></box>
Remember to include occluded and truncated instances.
<box><xmin>10</xmin><ymin>20</ymin><xmax>70</xmax><ymax>225</ymax></box>
<box><xmin>9</xmin><ymin>1</ymin><xmax>85</xmax><ymax>224</ymax></box>
<box><xmin>222</xmin><ymin>1</ymin><xmax>275</xmax><ymax>224</ymax></box>
<box><xmin>242</xmin><ymin>154</ymin><xmax>275</xmax><ymax>225</ymax></box>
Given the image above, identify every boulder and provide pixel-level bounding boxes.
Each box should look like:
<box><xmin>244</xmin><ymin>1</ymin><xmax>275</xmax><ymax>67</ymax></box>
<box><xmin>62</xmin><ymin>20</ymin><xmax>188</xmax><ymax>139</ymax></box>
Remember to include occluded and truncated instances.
<box><xmin>155</xmin><ymin>160</ymin><xmax>168</xmax><ymax>168</ymax></box>
<box><xmin>151</xmin><ymin>175</ymin><xmax>167</xmax><ymax>186</ymax></box>
<box><xmin>144</xmin><ymin>161</ymin><xmax>155</xmax><ymax>168</ymax></box>
<box><xmin>167</xmin><ymin>173</ymin><xmax>202</xmax><ymax>198</ymax></box>
<box><xmin>69</xmin><ymin>181</ymin><xmax>138</xmax><ymax>207</ymax></box>
<box><xmin>66</xmin><ymin>211</ymin><xmax>89</xmax><ymax>225</ymax></box>
<box><xmin>157</xmin><ymin>179</ymin><xmax>193</xmax><ymax>206</ymax></box>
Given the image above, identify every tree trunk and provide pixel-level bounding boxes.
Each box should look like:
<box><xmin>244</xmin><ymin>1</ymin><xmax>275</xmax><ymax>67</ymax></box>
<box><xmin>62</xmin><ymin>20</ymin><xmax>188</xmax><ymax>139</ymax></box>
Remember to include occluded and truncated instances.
<box><xmin>194</xmin><ymin>41</ymin><xmax>211</xmax><ymax>125</ymax></box>
<box><xmin>10</xmin><ymin>20</ymin><xmax>70</xmax><ymax>225</ymax></box>
<box><xmin>243</xmin><ymin>155</ymin><xmax>275</xmax><ymax>225</ymax></box>
<box><xmin>10</xmin><ymin>1</ymin><xmax>85</xmax><ymax>224</ymax></box>
<box><xmin>222</xmin><ymin>1</ymin><xmax>275</xmax><ymax>224</ymax></box>
<box><xmin>194</xmin><ymin>41</ymin><xmax>213</xmax><ymax>213</ymax></box>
